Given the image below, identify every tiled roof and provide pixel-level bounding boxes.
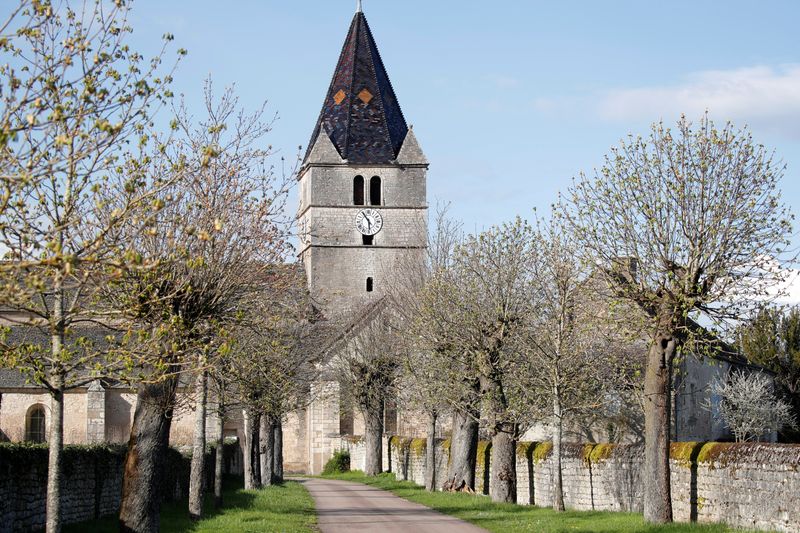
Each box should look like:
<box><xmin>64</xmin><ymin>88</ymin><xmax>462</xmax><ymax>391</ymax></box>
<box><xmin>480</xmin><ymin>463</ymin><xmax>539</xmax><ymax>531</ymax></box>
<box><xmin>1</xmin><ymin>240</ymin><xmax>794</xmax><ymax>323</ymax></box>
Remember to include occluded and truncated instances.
<box><xmin>304</xmin><ymin>11</ymin><xmax>408</xmax><ymax>165</ymax></box>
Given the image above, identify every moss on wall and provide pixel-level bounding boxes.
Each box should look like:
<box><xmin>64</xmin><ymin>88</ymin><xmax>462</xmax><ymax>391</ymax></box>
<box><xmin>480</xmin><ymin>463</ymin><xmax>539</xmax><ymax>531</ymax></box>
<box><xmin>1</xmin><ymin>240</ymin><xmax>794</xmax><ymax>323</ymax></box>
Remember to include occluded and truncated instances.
<box><xmin>533</xmin><ymin>441</ymin><xmax>553</xmax><ymax>464</ymax></box>
<box><xmin>409</xmin><ymin>438</ymin><xmax>426</xmax><ymax>457</ymax></box>
<box><xmin>581</xmin><ymin>444</ymin><xmax>596</xmax><ymax>465</ymax></box>
<box><xmin>517</xmin><ymin>441</ymin><xmax>535</xmax><ymax>460</ymax></box>
<box><xmin>669</xmin><ymin>442</ymin><xmax>703</xmax><ymax>468</ymax></box>
<box><xmin>697</xmin><ymin>442</ymin><xmax>738</xmax><ymax>468</ymax></box>
<box><xmin>390</xmin><ymin>437</ymin><xmax>411</xmax><ymax>455</ymax></box>
<box><xmin>588</xmin><ymin>443</ymin><xmax>615</xmax><ymax>464</ymax></box>
<box><xmin>476</xmin><ymin>440</ymin><xmax>491</xmax><ymax>469</ymax></box>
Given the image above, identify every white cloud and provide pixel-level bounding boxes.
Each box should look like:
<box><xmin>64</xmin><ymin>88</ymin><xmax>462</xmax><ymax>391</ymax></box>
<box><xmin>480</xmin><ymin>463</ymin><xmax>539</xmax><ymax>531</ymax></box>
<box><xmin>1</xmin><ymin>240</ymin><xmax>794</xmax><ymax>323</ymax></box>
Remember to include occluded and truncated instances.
<box><xmin>774</xmin><ymin>268</ymin><xmax>800</xmax><ymax>306</ymax></box>
<box><xmin>597</xmin><ymin>64</ymin><xmax>800</xmax><ymax>138</ymax></box>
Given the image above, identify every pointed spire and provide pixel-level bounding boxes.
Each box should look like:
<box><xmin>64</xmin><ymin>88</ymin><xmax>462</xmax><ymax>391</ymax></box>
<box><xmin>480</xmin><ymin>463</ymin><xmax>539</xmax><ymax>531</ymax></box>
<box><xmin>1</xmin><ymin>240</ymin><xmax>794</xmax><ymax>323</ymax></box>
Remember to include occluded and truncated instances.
<box><xmin>356</xmin><ymin>0</ymin><xmax>362</xmax><ymax>13</ymax></box>
<box><xmin>304</xmin><ymin>9</ymin><xmax>408</xmax><ymax>165</ymax></box>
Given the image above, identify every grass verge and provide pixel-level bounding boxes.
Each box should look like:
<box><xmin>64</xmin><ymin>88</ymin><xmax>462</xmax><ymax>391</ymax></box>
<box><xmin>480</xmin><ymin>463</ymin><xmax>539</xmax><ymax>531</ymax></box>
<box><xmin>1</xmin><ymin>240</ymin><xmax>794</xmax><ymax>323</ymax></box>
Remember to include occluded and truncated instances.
<box><xmin>321</xmin><ymin>471</ymin><xmax>740</xmax><ymax>533</ymax></box>
<box><xmin>64</xmin><ymin>477</ymin><xmax>316</xmax><ymax>533</ymax></box>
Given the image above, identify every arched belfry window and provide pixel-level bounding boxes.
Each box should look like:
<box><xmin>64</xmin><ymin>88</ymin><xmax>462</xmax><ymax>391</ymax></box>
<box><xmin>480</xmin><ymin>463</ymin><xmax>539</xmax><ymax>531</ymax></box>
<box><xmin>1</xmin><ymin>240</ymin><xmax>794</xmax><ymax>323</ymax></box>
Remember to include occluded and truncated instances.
<box><xmin>353</xmin><ymin>176</ymin><xmax>365</xmax><ymax>206</ymax></box>
<box><xmin>370</xmin><ymin>176</ymin><xmax>381</xmax><ymax>206</ymax></box>
<box><xmin>25</xmin><ymin>404</ymin><xmax>46</xmax><ymax>443</ymax></box>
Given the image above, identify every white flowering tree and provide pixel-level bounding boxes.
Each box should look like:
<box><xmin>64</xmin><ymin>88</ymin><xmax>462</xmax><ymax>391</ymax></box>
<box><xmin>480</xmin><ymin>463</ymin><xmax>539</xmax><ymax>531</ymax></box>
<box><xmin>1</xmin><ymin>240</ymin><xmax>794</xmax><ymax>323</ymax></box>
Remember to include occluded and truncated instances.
<box><xmin>711</xmin><ymin>371</ymin><xmax>796</xmax><ymax>442</ymax></box>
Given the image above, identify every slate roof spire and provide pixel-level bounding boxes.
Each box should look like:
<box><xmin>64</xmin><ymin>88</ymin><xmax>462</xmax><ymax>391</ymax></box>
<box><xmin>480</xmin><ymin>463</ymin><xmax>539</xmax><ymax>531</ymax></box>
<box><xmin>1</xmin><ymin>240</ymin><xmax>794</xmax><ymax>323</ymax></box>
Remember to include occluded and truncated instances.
<box><xmin>304</xmin><ymin>8</ymin><xmax>409</xmax><ymax>165</ymax></box>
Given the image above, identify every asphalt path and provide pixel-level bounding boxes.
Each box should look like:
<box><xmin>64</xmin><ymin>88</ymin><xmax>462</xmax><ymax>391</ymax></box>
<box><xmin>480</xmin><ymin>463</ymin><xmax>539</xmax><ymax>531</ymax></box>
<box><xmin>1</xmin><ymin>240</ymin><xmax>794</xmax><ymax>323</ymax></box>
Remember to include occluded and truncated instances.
<box><xmin>298</xmin><ymin>478</ymin><xmax>488</xmax><ymax>533</ymax></box>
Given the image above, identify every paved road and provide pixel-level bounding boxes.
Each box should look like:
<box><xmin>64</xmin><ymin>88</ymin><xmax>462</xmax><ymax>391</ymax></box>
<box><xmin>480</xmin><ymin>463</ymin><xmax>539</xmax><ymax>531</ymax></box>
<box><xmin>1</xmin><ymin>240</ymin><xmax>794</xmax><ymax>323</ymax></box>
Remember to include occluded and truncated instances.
<box><xmin>298</xmin><ymin>478</ymin><xmax>488</xmax><ymax>533</ymax></box>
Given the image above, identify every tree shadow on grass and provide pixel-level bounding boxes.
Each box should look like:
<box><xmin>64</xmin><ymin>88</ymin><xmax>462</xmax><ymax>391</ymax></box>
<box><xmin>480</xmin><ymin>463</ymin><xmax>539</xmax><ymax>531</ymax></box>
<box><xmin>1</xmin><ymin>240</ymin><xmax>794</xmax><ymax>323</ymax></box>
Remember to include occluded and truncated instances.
<box><xmin>64</xmin><ymin>476</ymin><xmax>259</xmax><ymax>533</ymax></box>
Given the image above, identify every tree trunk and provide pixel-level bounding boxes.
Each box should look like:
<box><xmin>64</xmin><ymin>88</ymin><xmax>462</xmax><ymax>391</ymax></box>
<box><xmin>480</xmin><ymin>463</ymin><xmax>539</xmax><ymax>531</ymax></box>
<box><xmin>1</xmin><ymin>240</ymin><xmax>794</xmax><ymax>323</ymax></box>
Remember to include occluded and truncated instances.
<box><xmin>213</xmin><ymin>406</ymin><xmax>224</xmax><ymax>509</ymax></box>
<box><xmin>259</xmin><ymin>415</ymin><xmax>276</xmax><ymax>487</ymax></box>
<box><xmin>490</xmin><ymin>427</ymin><xmax>517</xmax><ymax>503</ymax></box>
<box><xmin>643</xmin><ymin>333</ymin><xmax>675</xmax><ymax>523</ymax></box>
<box><xmin>363</xmin><ymin>404</ymin><xmax>384</xmax><ymax>476</ymax></box>
<box><xmin>251</xmin><ymin>414</ymin><xmax>261</xmax><ymax>488</ymax></box>
<box><xmin>46</xmin><ymin>382</ymin><xmax>64</xmax><ymax>533</ymax></box>
<box><xmin>273</xmin><ymin>418</ymin><xmax>284</xmax><ymax>484</ymax></box>
<box><xmin>242</xmin><ymin>409</ymin><xmax>260</xmax><ymax>490</ymax></box>
<box><xmin>424</xmin><ymin>411</ymin><xmax>437</xmax><ymax>492</ymax></box>
<box><xmin>552</xmin><ymin>391</ymin><xmax>565</xmax><ymax>511</ymax></box>
<box><xmin>119</xmin><ymin>377</ymin><xmax>179</xmax><ymax>533</ymax></box>
<box><xmin>46</xmin><ymin>288</ymin><xmax>66</xmax><ymax>533</ymax></box>
<box><xmin>188</xmin><ymin>370</ymin><xmax>207</xmax><ymax>520</ymax></box>
<box><xmin>444</xmin><ymin>409</ymin><xmax>478</xmax><ymax>491</ymax></box>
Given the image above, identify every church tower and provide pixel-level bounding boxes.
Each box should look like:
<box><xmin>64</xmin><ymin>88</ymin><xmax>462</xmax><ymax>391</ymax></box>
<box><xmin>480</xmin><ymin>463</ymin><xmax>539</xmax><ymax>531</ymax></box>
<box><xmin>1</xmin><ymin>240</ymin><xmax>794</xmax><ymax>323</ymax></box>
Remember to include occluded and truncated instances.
<box><xmin>298</xmin><ymin>4</ymin><xmax>428</xmax><ymax>316</ymax></box>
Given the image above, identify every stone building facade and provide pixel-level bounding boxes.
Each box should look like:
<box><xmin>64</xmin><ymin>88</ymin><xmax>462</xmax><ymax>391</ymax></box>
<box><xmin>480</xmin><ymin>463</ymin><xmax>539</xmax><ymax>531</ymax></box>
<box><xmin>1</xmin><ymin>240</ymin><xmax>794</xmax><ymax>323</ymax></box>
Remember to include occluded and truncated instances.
<box><xmin>288</xmin><ymin>4</ymin><xmax>429</xmax><ymax>474</ymax></box>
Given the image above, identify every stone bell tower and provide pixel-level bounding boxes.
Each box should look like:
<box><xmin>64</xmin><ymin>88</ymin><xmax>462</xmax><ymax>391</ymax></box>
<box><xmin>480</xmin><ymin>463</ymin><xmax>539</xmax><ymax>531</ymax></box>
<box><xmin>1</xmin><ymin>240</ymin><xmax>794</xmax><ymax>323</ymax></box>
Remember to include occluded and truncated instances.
<box><xmin>298</xmin><ymin>3</ymin><xmax>428</xmax><ymax>317</ymax></box>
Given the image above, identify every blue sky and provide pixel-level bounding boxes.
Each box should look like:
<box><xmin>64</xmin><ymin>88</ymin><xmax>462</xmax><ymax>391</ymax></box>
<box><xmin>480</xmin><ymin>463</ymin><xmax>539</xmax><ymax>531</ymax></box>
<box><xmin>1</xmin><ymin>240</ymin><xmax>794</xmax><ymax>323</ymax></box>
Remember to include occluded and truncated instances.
<box><xmin>129</xmin><ymin>0</ymin><xmax>800</xmax><ymax>236</ymax></box>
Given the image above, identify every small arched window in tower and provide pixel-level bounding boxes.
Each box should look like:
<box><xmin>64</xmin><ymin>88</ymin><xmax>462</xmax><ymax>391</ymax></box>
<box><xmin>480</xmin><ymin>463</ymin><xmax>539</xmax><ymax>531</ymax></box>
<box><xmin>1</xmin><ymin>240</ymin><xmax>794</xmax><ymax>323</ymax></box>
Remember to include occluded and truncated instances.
<box><xmin>353</xmin><ymin>176</ymin><xmax>365</xmax><ymax>206</ymax></box>
<box><xmin>26</xmin><ymin>404</ymin><xmax>46</xmax><ymax>443</ymax></box>
<box><xmin>366</xmin><ymin>277</ymin><xmax>374</xmax><ymax>293</ymax></box>
<box><xmin>370</xmin><ymin>176</ymin><xmax>381</xmax><ymax>206</ymax></box>
<box><xmin>362</xmin><ymin>234</ymin><xmax>374</xmax><ymax>246</ymax></box>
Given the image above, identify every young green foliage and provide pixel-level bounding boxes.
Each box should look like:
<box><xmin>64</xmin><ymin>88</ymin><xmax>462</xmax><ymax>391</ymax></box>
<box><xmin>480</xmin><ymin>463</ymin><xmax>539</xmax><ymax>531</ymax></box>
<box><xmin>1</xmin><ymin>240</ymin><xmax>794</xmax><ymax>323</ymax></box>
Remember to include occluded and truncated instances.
<box><xmin>0</xmin><ymin>2</ymin><xmax>181</xmax><ymax>531</ymax></box>
<box><xmin>563</xmin><ymin>114</ymin><xmax>794</xmax><ymax>523</ymax></box>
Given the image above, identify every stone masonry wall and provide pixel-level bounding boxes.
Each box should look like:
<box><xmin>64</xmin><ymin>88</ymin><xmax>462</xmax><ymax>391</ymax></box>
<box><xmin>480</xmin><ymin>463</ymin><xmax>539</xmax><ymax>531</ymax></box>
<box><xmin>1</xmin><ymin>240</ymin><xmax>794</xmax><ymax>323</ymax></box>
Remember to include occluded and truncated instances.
<box><xmin>0</xmin><ymin>443</ymin><xmax>225</xmax><ymax>531</ymax></box>
<box><xmin>345</xmin><ymin>437</ymin><xmax>800</xmax><ymax>533</ymax></box>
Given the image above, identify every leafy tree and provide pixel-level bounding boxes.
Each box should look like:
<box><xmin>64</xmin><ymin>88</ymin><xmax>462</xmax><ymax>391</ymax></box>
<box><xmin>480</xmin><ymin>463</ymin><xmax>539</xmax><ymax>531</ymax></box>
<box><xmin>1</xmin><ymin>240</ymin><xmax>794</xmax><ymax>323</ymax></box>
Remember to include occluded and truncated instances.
<box><xmin>738</xmin><ymin>306</ymin><xmax>800</xmax><ymax>441</ymax></box>
<box><xmin>413</xmin><ymin>217</ymin><xmax>538</xmax><ymax>502</ymax></box>
<box><xmin>110</xmin><ymin>82</ymin><xmax>292</xmax><ymax>531</ymax></box>
<box><xmin>563</xmin><ymin>115</ymin><xmax>794</xmax><ymax>523</ymax></box>
<box><xmin>519</xmin><ymin>214</ymin><xmax>615</xmax><ymax>511</ymax></box>
<box><xmin>226</xmin><ymin>266</ymin><xmax>319</xmax><ymax>489</ymax></box>
<box><xmin>0</xmin><ymin>2</ymin><xmax>180</xmax><ymax>531</ymax></box>
<box><xmin>394</xmin><ymin>204</ymin><xmax>467</xmax><ymax>491</ymax></box>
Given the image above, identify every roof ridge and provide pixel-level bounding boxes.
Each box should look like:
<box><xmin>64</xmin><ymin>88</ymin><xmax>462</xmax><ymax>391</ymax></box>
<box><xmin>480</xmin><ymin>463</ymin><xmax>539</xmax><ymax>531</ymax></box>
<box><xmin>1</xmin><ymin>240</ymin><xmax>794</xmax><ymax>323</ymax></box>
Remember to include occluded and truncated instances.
<box><xmin>360</xmin><ymin>14</ymin><xmax>396</xmax><ymax>161</ymax></box>
<box><xmin>342</xmin><ymin>13</ymin><xmax>363</xmax><ymax>162</ymax></box>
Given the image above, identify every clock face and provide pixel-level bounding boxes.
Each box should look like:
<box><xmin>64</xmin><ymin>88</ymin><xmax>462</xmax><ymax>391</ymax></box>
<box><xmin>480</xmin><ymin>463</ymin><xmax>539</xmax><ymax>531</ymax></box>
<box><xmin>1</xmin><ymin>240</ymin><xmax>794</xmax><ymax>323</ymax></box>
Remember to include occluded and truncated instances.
<box><xmin>355</xmin><ymin>209</ymin><xmax>383</xmax><ymax>236</ymax></box>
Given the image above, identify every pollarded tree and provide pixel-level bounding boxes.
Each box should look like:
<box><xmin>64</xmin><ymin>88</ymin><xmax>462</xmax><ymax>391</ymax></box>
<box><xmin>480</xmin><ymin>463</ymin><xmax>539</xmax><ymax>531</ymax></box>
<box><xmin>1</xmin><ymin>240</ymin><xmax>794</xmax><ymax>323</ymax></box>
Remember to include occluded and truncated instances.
<box><xmin>226</xmin><ymin>265</ymin><xmax>320</xmax><ymax>489</ymax></box>
<box><xmin>412</xmin><ymin>266</ymin><xmax>482</xmax><ymax>493</ymax></box>
<box><xmin>520</xmin><ymin>213</ymin><xmax>631</xmax><ymax>511</ymax></box>
<box><xmin>0</xmin><ymin>2</ymin><xmax>181</xmax><ymax>531</ymax></box>
<box><xmin>393</xmin><ymin>204</ymin><xmax>472</xmax><ymax>492</ymax></box>
<box><xmin>563</xmin><ymin>115</ymin><xmax>794</xmax><ymax>523</ymax></box>
<box><xmin>331</xmin><ymin>304</ymin><xmax>403</xmax><ymax>476</ymax></box>
<box><xmin>427</xmin><ymin>217</ymin><xmax>539</xmax><ymax>503</ymax></box>
<box><xmin>111</xmin><ymin>82</ymin><xmax>292</xmax><ymax>531</ymax></box>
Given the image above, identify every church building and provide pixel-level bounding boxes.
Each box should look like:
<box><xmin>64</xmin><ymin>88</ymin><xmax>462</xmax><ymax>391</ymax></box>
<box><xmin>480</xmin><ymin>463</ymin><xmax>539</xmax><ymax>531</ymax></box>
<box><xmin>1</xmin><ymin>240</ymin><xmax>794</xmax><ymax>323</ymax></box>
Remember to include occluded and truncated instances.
<box><xmin>285</xmin><ymin>2</ymin><xmax>429</xmax><ymax>474</ymax></box>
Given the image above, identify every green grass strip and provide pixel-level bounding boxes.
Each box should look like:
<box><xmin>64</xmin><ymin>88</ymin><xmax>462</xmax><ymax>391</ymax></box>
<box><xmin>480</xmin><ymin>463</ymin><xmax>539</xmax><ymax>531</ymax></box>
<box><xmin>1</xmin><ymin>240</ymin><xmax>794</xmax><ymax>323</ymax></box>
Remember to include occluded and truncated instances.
<box><xmin>65</xmin><ymin>477</ymin><xmax>316</xmax><ymax>533</ymax></box>
<box><xmin>321</xmin><ymin>472</ymin><xmax>745</xmax><ymax>533</ymax></box>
